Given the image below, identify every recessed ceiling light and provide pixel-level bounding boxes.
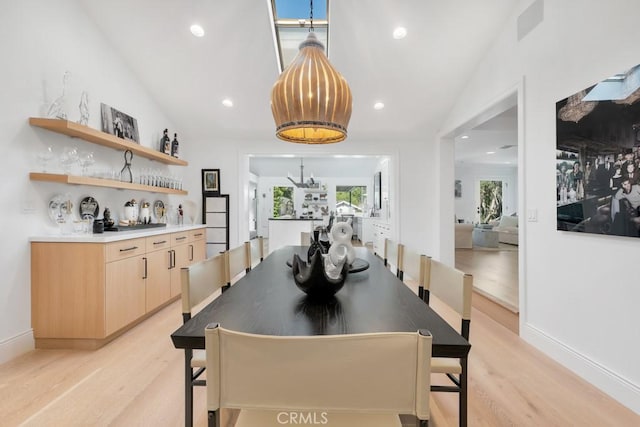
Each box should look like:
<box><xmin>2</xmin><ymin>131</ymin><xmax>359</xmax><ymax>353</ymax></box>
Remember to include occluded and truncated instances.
<box><xmin>373</xmin><ymin>102</ymin><xmax>385</xmax><ymax>110</ymax></box>
<box><xmin>461</xmin><ymin>135</ymin><xmax>469</xmax><ymax>139</ymax></box>
<box><xmin>222</xmin><ymin>98</ymin><xmax>233</xmax><ymax>107</ymax></box>
<box><xmin>393</xmin><ymin>27</ymin><xmax>407</xmax><ymax>39</ymax></box>
<box><xmin>486</xmin><ymin>151</ymin><xmax>496</xmax><ymax>155</ymax></box>
<box><xmin>190</xmin><ymin>24</ymin><xmax>205</xmax><ymax>37</ymax></box>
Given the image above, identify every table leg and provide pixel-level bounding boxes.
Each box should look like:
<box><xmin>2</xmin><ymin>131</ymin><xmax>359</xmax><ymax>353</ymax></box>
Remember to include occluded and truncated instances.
<box><xmin>185</xmin><ymin>348</ymin><xmax>193</xmax><ymax>427</ymax></box>
<box><xmin>460</xmin><ymin>356</ymin><xmax>468</xmax><ymax>427</ymax></box>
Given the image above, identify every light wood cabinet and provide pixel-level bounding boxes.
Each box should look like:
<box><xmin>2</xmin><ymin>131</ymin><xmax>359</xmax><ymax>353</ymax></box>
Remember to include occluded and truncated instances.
<box><xmin>105</xmin><ymin>254</ymin><xmax>146</xmax><ymax>335</ymax></box>
<box><xmin>31</xmin><ymin>227</ymin><xmax>205</xmax><ymax>349</ymax></box>
<box><xmin>169</xmin><ymin>230</ymin><xmax>206</xmax><ymax>296</ymax></box>
<box><xmin>144</xmin><ymin>235</ymin><xmax>172</xmax><ymax>312</ymax></box>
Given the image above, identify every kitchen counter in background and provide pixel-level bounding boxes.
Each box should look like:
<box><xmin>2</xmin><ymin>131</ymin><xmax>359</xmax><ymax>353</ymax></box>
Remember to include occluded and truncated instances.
<box><xmin>30</xmin><ymin>224</ymin><xmax>205</xmax><ymax>243</ymax></box>
<box><xmin>268</xmin><ymin>218</ymin><xmax>319</xmax><ymax>253</ymax></box>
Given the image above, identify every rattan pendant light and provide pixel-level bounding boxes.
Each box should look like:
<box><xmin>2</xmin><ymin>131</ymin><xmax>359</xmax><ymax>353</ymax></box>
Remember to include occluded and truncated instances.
<box><xmin>270</xmin><ymin>1</ymin><xmax>352</xmax><ymax>144</ymax></box>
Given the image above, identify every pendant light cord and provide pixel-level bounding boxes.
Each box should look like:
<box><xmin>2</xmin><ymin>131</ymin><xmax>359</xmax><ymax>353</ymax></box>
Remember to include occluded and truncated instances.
<box><xmin>309</xmin><ymin>0</ymin><xmax>314</xmax><ymax>32</ymax></box>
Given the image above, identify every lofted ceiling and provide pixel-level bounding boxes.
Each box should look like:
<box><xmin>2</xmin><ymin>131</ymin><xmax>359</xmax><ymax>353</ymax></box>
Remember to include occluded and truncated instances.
<box><xmin>454</xmin><ymin>106</ymin><xmax>519</xmax><ymax>166</ymax></box>
<box><xmin>78</xmin><ymin>0</ymin><xmax>519</xmax><ymax>146</ymax></box>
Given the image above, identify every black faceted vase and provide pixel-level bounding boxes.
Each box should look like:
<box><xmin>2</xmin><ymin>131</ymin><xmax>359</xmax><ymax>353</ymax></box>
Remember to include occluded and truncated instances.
<box><xmin>292</xmin><ymin>249</ymin><xmax>348</xmax><ymax>299</ymax></box>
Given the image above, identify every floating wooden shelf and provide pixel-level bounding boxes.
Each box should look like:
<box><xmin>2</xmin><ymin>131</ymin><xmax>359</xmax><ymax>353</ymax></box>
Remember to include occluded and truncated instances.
<box><xmin>29</xmin><ymin>173</ymin><xmax>188</xmax><ymax>195</ymax></box>
<box><xmin>29</xmin><ymin>118</ymin><xmax>188</xmax><ymax>166</ymax></box>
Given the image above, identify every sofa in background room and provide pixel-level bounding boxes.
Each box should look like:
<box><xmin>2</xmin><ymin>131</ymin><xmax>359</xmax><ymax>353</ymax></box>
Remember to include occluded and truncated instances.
<box><xmin>489</xmin><ymin>215</ymin><xmax>518</xmax><ymax>245</ymax></box>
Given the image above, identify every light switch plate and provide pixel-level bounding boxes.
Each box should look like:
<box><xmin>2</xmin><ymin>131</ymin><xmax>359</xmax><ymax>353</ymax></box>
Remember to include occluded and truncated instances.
<box><xmin>527</xmin><ymin>209</ymin><xmax>538</xmax><ymax>222</ymax></box>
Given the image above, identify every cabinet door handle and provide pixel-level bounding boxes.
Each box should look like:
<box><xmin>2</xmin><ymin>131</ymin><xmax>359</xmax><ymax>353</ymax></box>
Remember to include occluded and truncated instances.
<box><xmin>189</xmin><ymin>244</ymin><xmax>194</xmax><ymax>261</ymax></box>
<box><xmin>119</xmin><ymin>246</ymin><xmax>138</xmax><ymax>252</ymax></box>
<box><xmin>168</xmin><ymin>250</ymin><xmax>173</xmax><ymax>269</ymax></box>
<box><xmin>153</xmin><ymin>240</ymin><xmax>167</xmax><ymax>245</ymax></box>
<box><xmin>142</xmin><ymin>257</ymin><xmax>148</xmax><ymax>279</ymax></box>
<box><xmin>175</xmin><ymin>236</ymin><xmax>187</xmax><ymax>241</ymax></box>
<box><xmin>194</xmin><ymin>233</ymin><xmax>203</xmax><ymax>237</ymax></box>
<box><xmin>171</xmin><ymin>249</ymin><xmax>176</xmax><ymax>268</ymax></box>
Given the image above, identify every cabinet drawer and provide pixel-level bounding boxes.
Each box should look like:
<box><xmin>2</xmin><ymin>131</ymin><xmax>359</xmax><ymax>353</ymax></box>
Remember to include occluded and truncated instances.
<box><xmin>146</xmin><ymin>235</ymin><xmax>171</xmax><ymax>252</ymax></box>
<box><xmin>106</xmin><ymin>238</ymin><xmax>146</xmax><ymax>262</ymax></box>
<box><xmin>171</xmin><ymin>231</ymin><xmax>189</xmax><ymax>246</ymax></box>
<box><xmin>190</xmin><ymin>228</ymin><xmax>206</xmax><ymax>242</ymax></box>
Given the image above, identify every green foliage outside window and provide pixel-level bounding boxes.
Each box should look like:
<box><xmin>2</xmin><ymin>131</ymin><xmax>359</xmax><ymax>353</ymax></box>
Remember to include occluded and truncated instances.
<box><xmin>335</xmin><ymin>186</ymin><xmax>365</xmax><ymax>211</ymax></box>
<box><xmin>273</xmin><ymin>186</ymin><xmax>294</xmax><ymax>217</ymax></box>
<box><xmin>479</xmin><ymin>180</ymin><xmax>502</xmax><ymax>223</ymax></box>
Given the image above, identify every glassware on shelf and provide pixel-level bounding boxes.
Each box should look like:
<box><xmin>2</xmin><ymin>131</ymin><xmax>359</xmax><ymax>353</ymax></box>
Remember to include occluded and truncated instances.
<box><xmin>59</xmin><ymin>146</ymin><xmax>78</xmax><ymax>175</ymax></box>
<box><xmin>37</xmin><ymin>146</ymin><xmax>55</xmax><ymax>172</ymax></box>
<box><xmin>78</xmin><ymin>151</ymin><xmax>95</xmax><ymax>176</ymax></box>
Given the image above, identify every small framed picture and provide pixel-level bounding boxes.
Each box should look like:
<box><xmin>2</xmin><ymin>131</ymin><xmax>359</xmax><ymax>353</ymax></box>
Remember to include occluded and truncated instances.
<box><xmin>202</xmin><ymin>169</ymin><xmax>220</xmax><ymax>195</ymax></box>
<box><xmin>100</xmin><ymin>103</ymin><xmax>140</xmax><ymax>143</ymax></box>
<box><xmin>454</xmin><ymin>180</ymin><xmax>462</xmax><ymax>198</ymax></box>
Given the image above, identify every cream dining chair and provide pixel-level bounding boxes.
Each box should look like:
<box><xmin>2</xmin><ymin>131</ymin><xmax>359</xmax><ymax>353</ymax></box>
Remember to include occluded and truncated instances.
<box><xmin>248</xmin><ymin>236</ymin><xmax>266</xmax><ymax>269</ymax></box>
<box><xmin>223</xmin><ymin>242</ymin><xmax>251</xmax><ymax>290</ymax></box>
<box><xmin>397</xmin><ymin>244</ymin><xmax>428</xmax><ymax>301</ymax></box>
<box><xmin>180</xmin><ymin>253</ymin><xmax>227</xmax><ymax>427</ymax></box>
<box><xmin>300</xmin><ymin>231</ymin><xmax>311</xmax><ymax>245</ymax></box>
<box><xmin>383</xmin><ymin>237</ymin><xmax>402</xmax><ymax>277</ymax></box>
<box><xmin>205</xmin><ymin>325</ymin><xmax>433</xmax><ymax>427</ymax></box>
<box><xmin>424</xmin><ymin>257</ymin><xmax>473</xmax><ymax>427</ymax></box>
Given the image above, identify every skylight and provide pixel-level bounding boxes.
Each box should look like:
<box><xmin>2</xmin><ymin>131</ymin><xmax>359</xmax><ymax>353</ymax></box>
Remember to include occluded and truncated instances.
<box><xmin>271</xmin><ymin>0</ymin><xmax>329</xmax><ymax>71</ymax></box>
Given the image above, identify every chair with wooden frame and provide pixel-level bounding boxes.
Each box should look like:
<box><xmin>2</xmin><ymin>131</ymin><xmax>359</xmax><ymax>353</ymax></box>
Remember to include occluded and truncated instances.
<box><xmin>383</xmin><ymin>237</ymin><xmax>402</xmax><ymax>278</ymax></box>
<box><xmin>424</xmin><ymin>257</ymin><xmax>473</xmax><ymax>427</ymax></box>
<box><xmin>180</xmin><ymin>253</ymin><xmax>227</xmax><ymax>427</ymax></box>
<box><xmin>248</xmin><ymin>236</ymin><xmax>266</xmax><ymax>269</ymax></box>
<box><xmin>397</xmin><ymin>244</ymin><xmax>428</xmax><ymax>301</ymax></box>
<box><xmin>205</xmin><ymin>325</ymin><xmax>433</xmax><ymax>427</ymax></box>
<box><xmin>300</xmin><ymin>231</ymin><xmax>311</xmax><ymax>246</ymax></box>
<box><xmin>223</xmin><ymin>243</ymin><xmax>251</xmax><ymax>291</ymax></box>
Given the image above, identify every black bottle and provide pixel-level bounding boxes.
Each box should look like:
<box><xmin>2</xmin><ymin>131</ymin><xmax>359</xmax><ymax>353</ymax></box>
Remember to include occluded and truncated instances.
<box><xmin>171</xmin><ymin>133</ymin><xmax>179</xmax><ymax>158</ymax></box>
<box><xmin>162</xmin><ymin>129</ymin><xmax>171</xmax><ymax>154</ymax></box>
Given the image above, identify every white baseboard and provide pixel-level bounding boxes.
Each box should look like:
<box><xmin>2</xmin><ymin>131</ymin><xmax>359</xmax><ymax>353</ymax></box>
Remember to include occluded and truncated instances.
<box><xmin>0</xmin><ymin>329</ymin><xmax>34</xmax><ymax>365</ymax></box>
<box><xmin>521</xmin><ymin>323</ymin><xmax>640</xmax><ymax>415</ymax></box>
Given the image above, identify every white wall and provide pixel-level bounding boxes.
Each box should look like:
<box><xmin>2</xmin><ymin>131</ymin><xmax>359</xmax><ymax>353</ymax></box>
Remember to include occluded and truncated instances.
<box><xmin>441</xmin><ymin>0</ymin><xmax>640</xmax><ymax>413</ymax></box>
<box><xmin>454</xmin><ymin>164</ymin><xmax>518</xmax><ymax>223</ymax></box>
<box><xmin>0</xmin><ymin>0</ymin><xmax>180</xmax><ymax>363</ymax></box>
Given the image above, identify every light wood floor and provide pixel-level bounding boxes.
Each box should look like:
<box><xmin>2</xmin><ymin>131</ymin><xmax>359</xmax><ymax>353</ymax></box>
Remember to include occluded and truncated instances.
<box><xmin>1</xmin><ymin>273</ymin><xmax>638</xmax><ymax>426</ymax></box>
<box><xmin>455</xmin><ymin>245</ymin><xmax>519</xmax><ymax>313</ymax></box>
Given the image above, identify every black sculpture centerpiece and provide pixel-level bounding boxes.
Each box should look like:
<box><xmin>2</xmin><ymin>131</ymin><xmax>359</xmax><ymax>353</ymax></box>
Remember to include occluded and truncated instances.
<box><xmin>292</xmin><ymin>248</ymin><xmax>349</xmax><ymax>299</ymax></box>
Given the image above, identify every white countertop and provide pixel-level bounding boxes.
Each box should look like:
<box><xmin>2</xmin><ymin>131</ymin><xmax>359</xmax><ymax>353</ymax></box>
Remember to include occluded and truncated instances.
<box><xmin>30</xmin><ymin>224</ymin><xmax>206</xmax><ymax>243</ymax></box>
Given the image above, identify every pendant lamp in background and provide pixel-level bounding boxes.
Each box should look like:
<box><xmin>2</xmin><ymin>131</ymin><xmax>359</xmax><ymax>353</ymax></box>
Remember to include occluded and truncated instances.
<box><xmin>270</xmin><ymin>1</ymin><xmax>352</xmax><ymax>144</ymax></box>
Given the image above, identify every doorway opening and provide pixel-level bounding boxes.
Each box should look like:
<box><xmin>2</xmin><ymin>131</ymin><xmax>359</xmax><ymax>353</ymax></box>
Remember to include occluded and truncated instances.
<box><xmin>449</xmin><ymin>91</ymin><xmax>521</xmax><ymax>332</ymax></box>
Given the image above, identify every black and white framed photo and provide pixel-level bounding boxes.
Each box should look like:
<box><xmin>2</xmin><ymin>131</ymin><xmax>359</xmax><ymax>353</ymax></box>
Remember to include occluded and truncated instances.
<box><xmin>100</xmin><ymin>103</ymin><xmax>140</xmax><ymax>143</ymax></box>
<box><xmin>455</xmin><ymin>180</ymin><xmax>462</xmax><ymax>198</ymax></box>
<box><xmin>202</xmin><ymin>169</ymin><xmax>220</xmax><ymax>195</ymax></box>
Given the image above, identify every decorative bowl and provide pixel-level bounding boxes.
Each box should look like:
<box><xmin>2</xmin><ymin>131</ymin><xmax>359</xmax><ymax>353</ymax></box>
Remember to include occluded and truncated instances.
<box><xmin>291</xmin><ymin>249</ymin><xmax>349</xmax><ymax>299</ymax></box>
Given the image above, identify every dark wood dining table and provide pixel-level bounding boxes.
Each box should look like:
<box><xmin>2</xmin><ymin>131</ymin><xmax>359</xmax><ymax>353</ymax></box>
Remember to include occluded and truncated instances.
<box><xmin>171</xmin><ymin>246</ymin><xmax>471</xmax><ymax>426</ymax></box>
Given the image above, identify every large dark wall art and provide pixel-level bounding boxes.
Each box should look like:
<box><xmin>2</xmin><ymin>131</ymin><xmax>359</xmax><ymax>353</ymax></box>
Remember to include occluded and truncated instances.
<box><xmin>556</xmin><ymin>64</ymin><xmax>640</xmax><ymax>238</ymax></box>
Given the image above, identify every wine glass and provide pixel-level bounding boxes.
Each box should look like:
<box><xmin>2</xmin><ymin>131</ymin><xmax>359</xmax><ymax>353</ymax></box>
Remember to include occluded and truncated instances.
<box><xmin>37</xmin><ymin>146</ymin><xmax>55</xmax><ymax>172</ymax></box>
<box><xmin>59</xmin><ymin>146</ymin><xmax>78</xmax><ymax>174</ymax></box>
<box><xmin>78</xmin><ymin>151</ymin><xmax>95</xmax><ymax>176</ymax></box>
